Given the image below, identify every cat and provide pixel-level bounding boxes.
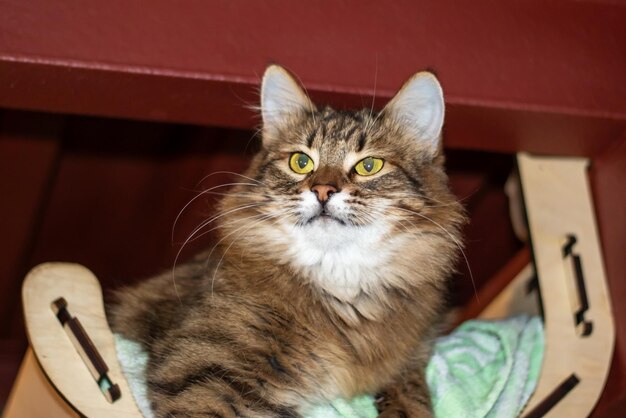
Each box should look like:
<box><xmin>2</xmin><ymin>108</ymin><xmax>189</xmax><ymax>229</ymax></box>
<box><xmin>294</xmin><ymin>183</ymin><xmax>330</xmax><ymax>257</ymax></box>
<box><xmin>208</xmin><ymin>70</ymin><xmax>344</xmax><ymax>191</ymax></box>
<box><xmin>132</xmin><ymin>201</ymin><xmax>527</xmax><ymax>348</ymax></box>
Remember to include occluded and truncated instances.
<box><xmin>108</xmin><ymin>65</ymin><xmax>465</xmax><ymax>418</ymax></box>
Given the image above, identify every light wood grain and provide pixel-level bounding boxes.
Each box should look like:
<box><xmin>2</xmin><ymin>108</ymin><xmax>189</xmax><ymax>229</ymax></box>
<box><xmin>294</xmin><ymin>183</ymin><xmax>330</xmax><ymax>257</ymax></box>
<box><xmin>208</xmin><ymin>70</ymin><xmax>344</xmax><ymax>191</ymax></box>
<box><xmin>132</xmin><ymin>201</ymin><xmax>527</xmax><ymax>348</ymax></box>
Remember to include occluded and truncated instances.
<box><xmin>514</xmin><ymin>153</ymin><xmax>615</xmax><ymax>417</ymax></box>
<box><xmin>20</xmin><ymin>262</ymin><xmax>143</xmax><ymax>418</ymax></box>
<box><xmin>2</xmin><ymin>349</ymin><xmax>77</xmax><ymax>418</ymax></box>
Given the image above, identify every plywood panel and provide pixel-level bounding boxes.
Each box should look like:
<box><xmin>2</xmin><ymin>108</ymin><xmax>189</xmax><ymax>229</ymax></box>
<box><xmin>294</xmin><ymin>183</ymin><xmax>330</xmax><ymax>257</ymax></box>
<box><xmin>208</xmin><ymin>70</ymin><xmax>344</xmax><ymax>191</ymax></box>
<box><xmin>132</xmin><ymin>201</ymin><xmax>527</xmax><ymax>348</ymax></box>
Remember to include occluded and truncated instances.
<box><xmin>518</xmin><ymin>154</ymin><xmax>614</xmax><ymax>417</ymax></box>
<box><xmin>2</xmin><ymin>349</ymin><xmax>76</xmax><ymax>418</ymax></box>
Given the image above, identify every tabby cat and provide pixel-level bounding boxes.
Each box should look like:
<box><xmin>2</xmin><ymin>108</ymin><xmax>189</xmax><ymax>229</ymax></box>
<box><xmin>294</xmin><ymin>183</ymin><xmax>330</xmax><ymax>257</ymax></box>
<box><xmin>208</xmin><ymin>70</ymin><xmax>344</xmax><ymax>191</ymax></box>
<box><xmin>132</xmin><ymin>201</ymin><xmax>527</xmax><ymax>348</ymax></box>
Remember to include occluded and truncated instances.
<box><xmin>109</xmin><ymin>65</ymin><xmax>465</xmax><ymax>418</ymax></box>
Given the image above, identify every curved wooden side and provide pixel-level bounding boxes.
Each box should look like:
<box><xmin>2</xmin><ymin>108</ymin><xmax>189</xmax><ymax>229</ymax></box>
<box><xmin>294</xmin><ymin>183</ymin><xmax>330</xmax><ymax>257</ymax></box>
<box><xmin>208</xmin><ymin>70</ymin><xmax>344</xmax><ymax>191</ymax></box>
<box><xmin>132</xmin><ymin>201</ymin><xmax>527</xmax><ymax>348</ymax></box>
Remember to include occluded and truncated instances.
<box><xmin>518</xmin><ymin>154</ymin><xmax>615</xmax><ymax>417</ymax></box>
<box><xmin>22</xmin><ymin>262</ymin><xmax>143</xmax><ymax>418</ymax></box>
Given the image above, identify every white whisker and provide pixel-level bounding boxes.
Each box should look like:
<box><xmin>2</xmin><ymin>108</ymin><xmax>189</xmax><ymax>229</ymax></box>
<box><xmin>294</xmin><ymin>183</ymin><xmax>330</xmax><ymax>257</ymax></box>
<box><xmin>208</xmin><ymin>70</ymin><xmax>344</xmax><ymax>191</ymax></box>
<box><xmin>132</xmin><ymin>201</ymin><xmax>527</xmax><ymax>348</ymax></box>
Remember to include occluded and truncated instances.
<box><xmin>186</xmin><ymin>209</ymin><xmax>272</xmax><ymax>244</ymax></box>
<box><xmin>171</xmin><ymin>203</ymin><xmax>270</xmax><ymax>302</ymax></box>
<box><xmin>195</xmin><ymin>171</ymin><xmax>265</xmax><ymax>188</ymax></box>
<box><xmin>392</xmin><ymin>206</ymin><xmax>477</xmax><ymax>302</ymax></box>
<box><xmin>171</xmin><ymin>182</ymin><xmax>260</xmax><ymax>244</ymax></box>
<box><xmin>207</xmin><ymin>209</ymin><xmax>291</xmax><ymax>296</ymax></box>
<box><xmin>178</xmin><ymin>202</ymin><xmax>266</xmax><ymax>245</ymax></box>
<box><xmin>369</xmin><ymin>56</ymin><xmax>379</xmax><ymax>120</ymax></box>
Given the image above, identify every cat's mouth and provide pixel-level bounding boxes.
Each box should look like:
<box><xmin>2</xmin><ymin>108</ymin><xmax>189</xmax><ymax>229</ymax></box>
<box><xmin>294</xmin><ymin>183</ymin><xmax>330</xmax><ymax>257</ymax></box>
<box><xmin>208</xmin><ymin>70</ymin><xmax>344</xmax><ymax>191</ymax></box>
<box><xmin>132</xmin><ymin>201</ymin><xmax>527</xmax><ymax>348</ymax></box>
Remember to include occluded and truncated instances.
<box><xmin>308</xmin><ymin>208</ymin><xmax>347</xmax><ymax>226</ymax></box>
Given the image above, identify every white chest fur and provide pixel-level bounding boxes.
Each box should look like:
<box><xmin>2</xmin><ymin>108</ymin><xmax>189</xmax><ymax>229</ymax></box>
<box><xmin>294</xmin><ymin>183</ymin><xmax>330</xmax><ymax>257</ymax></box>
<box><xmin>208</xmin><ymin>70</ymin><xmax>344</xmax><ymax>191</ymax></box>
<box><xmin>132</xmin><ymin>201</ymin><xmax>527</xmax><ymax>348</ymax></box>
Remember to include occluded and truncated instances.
<box><xmin>279</xmin><ymin>191</ymin><xmax>407</xmax><ymax>301</ymax></box>
<box><xmin>289</xmin><ymin>221</ymin><xmax>398</xmax><ymax>301</ymax></box>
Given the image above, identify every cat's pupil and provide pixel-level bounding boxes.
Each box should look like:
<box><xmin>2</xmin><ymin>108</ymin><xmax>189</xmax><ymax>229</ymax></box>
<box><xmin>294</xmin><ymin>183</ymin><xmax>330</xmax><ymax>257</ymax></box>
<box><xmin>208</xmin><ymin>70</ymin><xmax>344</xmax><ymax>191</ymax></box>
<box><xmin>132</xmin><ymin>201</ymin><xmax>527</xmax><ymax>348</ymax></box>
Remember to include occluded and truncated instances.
<box><xmin>297</xmin><ymin>154</ymin><xmax>309</xmax><ymax>169</ymax></box>
<box><xmin>363</xmin><ymin>158</ymin><xmax>374</xmax><ymax>172</ymax></box>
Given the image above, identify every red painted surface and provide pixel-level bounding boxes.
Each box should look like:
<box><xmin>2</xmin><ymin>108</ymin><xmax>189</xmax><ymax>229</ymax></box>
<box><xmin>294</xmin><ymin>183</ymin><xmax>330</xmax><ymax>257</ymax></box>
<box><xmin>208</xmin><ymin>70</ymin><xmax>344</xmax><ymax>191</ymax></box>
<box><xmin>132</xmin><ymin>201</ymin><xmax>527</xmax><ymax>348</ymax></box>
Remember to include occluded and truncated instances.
<box><xmin>1</xmin><ymin>0</ymin><xmax>624</xmax><ymax>116</ymax></box>
<box><xmin>457</xmin><ymin>248</ymin><xmax>531</xmax><ymax>325</ymax></box>
<box><xmin>1</xmin><ymin>1</ymin><xmax>625</xmax><ymax>156</ymax></box>
<box><xmin>0</xmin><ymin>112</ymin><xmax>62</xmax><ymax>336</ymax></box>
<box><xmin>0</xmin><ymin>111</ymin><xmax>62</xmax><ymax>403</ymax></box>
<box><xmin>590</xmin><ymin>137</ymin><xmax>626</xmax><ymax>417</ymax></box>
<box><xmin>1</xmin><ymin>59</ymin><xmax>622</xmax><ymax>157</ymax></box>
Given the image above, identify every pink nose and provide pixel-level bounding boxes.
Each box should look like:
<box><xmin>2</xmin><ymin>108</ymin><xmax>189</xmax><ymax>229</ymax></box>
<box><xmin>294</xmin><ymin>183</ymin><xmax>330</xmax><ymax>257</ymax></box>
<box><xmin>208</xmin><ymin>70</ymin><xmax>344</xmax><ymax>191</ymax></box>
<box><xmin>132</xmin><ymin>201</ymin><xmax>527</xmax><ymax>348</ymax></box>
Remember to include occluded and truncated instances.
<box><xmin>311</xmin><ymin>184</ymin><xmax>337</xmax><ymax>203</ymax></box>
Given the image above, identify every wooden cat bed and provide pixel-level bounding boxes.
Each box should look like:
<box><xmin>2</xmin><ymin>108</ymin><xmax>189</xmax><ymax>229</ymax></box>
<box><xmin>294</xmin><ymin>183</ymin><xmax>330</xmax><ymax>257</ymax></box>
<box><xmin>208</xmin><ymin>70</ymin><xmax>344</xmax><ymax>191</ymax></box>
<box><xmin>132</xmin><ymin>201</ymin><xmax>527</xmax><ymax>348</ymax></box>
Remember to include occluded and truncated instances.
<box><xmin>3</xmin><ymin>154</ymin><xmax>614</xmax><ymax>418</ymax></box>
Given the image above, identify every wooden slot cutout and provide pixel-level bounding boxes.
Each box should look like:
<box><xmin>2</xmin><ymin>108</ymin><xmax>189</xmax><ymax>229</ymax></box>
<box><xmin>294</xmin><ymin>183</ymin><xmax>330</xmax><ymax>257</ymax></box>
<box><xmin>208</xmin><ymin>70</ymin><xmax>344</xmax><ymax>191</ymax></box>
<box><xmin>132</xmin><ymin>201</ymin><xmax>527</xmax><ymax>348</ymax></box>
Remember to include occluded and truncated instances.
<box><xmin>561</xmin><ymin>235</ymin><xmax>593</xmax><ymax>338</ymax></box>
<box><xmin>21</xmin><ymin>263</ymin><xmax>144</xmax><ymax>418</ymax></box>
<box><xmin>51</xmin><ymin>297</ymin><xmax>121</xmax><ymax>403</ymax></box>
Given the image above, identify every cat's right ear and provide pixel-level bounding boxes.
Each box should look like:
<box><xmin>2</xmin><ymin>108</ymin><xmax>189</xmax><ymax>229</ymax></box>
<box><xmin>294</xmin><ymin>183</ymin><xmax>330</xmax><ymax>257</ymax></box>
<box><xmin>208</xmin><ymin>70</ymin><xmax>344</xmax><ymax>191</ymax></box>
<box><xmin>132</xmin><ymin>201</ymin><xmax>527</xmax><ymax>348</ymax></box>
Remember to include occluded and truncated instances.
<box><xmin>260</xmin><ymin>65</ymin><xmax>316</xmax><ymax>143</ymax></box>
<box><xmin>382</xmin><ymin>71</ymin><xmax>445</xmax><ymax>159</ymax></box>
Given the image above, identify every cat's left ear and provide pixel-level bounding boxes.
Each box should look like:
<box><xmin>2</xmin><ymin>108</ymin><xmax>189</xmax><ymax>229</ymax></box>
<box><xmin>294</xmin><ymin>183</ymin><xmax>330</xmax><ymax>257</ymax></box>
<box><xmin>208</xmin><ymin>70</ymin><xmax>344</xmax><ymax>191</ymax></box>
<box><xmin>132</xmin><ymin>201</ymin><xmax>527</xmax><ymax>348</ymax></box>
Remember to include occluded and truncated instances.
<box><xmin>383</xmin><ymin>72</ymin><xmax>444</xmax><ymax>158</ymax></box>
<box><xmin>260</xmin><ymin>65</ymin><xmax>316</xmax><ymax>142</ymax></box>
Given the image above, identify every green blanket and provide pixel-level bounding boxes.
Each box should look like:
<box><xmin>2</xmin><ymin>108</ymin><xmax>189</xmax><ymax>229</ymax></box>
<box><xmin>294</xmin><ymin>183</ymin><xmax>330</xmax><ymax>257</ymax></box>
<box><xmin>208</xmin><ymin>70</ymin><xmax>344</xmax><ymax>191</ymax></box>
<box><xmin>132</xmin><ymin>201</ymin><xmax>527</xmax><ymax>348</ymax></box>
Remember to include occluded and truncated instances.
<box><xmin>116</xmin><ymin>315</ymin><xmax>543</xmax><ymax>418</ymax></box>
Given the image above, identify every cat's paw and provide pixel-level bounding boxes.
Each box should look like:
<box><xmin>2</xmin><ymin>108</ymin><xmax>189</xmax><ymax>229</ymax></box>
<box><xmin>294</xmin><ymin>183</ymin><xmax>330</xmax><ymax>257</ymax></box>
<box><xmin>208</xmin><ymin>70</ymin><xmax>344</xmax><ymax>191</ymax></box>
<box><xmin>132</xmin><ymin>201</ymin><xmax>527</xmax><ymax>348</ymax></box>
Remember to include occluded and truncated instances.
<box><xmin>375</xmin><ymin>394</ymin><xmax>407</xmax><ymax>418</ymax></box>
<box><xmin>378</xmin><ymin>407</ymin><xmax>432</xmax><ymax>418</ymax></box>
<box><xmin>377</xmin><ymin>407</ymin><xmax>409</xmax><ymax>418</ymax></box>
<box><xmin>375</xmin><ymin>394</ymin><xmax>431</xmax><ymax>418</ymax></box>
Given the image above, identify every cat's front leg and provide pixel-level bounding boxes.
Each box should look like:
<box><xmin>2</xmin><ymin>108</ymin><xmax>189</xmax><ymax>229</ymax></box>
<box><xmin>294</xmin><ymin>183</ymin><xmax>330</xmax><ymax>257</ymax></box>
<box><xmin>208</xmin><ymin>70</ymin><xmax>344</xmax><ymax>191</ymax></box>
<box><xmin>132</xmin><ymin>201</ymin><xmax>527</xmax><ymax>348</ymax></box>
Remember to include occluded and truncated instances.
<box><xmin>147</xmin><ymin>381</ymin><xmax>302</xmax><ymax>418</ymax></box>
<box><xmin>374</xmin><ymin>362</ymin><xmax>433</xmax><ymax>418</ymax></box>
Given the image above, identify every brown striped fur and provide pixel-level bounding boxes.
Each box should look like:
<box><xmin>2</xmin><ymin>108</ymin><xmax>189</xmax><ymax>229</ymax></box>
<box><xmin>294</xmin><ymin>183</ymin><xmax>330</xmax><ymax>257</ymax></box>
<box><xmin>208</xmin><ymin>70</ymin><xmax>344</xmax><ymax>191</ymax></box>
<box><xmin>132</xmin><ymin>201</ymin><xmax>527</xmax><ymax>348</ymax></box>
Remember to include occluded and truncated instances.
<box><xmin>109</xmin><ymin>66</ymin><xmax>465</xmax><ymax>418</ymax></box>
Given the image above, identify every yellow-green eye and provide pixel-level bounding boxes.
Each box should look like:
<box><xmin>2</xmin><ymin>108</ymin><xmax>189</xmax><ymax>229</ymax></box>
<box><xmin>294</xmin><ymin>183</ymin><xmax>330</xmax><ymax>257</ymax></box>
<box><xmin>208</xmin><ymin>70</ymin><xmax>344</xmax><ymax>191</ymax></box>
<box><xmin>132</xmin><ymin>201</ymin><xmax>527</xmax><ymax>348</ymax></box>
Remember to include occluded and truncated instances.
<box><xmin>354</xmin><ymin>157</ymin><xmax>384</xmax><ymax>176</ymax></box>
<box><xmin>289</xmin><ymin>152</ymin><xmax>314</xmax><ymax>174</ymax></box>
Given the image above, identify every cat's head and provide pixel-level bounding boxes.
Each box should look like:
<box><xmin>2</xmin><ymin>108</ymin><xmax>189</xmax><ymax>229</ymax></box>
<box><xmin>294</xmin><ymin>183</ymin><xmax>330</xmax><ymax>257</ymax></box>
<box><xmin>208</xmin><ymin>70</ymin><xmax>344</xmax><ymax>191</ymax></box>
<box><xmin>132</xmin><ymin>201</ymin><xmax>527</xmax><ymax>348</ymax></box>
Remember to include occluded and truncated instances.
<box><xmin>219</xmin><ymin>65</ymin><xmax>465</xmax><ymax>315</ymax></box>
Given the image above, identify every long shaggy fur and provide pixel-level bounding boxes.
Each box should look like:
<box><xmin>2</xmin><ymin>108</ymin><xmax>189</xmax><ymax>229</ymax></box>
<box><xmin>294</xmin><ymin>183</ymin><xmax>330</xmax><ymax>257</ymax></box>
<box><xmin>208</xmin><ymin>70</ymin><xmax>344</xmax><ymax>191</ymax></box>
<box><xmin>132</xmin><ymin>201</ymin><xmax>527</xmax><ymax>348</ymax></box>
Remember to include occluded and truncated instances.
<box><xmin>109</xmin><ymin>69</ymin><xmax>465</xmax><ymax>418</ymax></box>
